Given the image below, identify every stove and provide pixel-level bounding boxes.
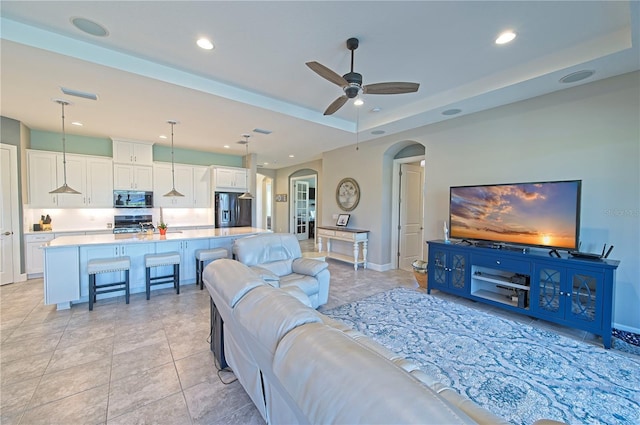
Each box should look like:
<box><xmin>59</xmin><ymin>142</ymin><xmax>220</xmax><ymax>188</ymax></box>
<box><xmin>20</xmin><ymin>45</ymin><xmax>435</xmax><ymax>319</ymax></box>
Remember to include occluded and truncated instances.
<box><xmin>113</xmin><ymin>215</ymin><xmax>154</xmax><ymax>234</ymax></box>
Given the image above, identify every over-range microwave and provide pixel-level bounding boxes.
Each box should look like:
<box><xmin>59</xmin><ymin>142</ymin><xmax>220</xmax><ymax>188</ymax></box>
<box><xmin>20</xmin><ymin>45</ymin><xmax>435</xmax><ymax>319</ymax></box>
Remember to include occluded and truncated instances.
<box><xmin>113</xmin><ymin>190</ymin><xmax>153</xmax><ymax>208</ymax></box>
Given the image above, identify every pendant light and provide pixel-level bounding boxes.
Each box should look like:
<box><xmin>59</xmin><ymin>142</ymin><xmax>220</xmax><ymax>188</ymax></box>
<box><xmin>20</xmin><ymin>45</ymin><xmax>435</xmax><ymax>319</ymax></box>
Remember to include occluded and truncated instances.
<box><xmin>238</xmin><ymin>134</ymin><xmax>254</xmax><ymax>200</ymax></box>
<box><xmin>163</xmin><ymin>120</ymin><xmax>184</xmax><ymax>197</ymax></box>
<box><xmin>50</xmin><ymin>99</ymin><xmax>81</xmax><ymax>194</ymax></box>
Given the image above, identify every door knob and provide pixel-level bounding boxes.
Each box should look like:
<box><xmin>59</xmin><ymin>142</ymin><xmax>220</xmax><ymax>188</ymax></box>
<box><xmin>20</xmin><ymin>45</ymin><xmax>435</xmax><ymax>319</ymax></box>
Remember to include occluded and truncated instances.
<box><xmin>3</xmin><ymin>231</ymin><xmax>13</xmax><ymax>236</ymax></box>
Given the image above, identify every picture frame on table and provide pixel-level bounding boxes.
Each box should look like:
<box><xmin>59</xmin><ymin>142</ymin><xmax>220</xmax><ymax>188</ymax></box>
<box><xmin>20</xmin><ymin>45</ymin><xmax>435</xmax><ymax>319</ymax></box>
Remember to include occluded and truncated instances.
<box><xmin>336</xmin><ymin>214</ymin><xmax>350</xmax><ymax>227</ymax></box>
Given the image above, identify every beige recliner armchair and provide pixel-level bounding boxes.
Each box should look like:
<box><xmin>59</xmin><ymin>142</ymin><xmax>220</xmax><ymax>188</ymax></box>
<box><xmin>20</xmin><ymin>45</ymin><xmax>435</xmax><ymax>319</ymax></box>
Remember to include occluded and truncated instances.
<box><xmin>232</xmin><ymin>233</ymin><xmax>330</xmax><ymax>308</ymax></box>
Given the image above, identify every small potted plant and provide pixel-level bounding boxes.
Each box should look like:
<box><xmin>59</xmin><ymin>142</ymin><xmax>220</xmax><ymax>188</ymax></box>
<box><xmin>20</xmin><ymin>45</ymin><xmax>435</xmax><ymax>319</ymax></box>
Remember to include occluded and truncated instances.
<box><xmin>157</xmin><ymin>222</ymin><xmax>168</xmax><ymax>236</ymax></box>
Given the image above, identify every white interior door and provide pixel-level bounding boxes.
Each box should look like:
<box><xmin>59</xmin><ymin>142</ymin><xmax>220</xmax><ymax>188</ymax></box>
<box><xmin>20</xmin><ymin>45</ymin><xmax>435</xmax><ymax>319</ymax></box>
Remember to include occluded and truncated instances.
<box><xmin>398</xmin><ymin>163</ymin><xmax>424</xmax><ymax>271</ymax></box>
<box><xmin>1</xmin><ymin>144</ymin><xmax>20</xmax><ymax>284</ymax></box>
<box><xmin>291</xmin><ymin>180</ymin><xmax>309</xmax><ymax>240</ymax></box>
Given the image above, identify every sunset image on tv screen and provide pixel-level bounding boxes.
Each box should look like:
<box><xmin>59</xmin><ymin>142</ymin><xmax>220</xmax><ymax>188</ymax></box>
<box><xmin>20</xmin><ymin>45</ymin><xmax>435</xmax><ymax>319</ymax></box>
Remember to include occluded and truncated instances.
<box><xmin>450</xmin><ymin>181</ymin><xmax>580</xmax><ymax>249</ymax></box>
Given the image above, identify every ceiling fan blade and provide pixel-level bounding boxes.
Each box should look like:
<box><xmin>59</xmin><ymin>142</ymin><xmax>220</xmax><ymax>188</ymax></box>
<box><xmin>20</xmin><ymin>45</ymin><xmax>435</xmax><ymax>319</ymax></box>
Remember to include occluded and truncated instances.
<box><xmin>363</xmin><ymin>82</ymin><xmax>420</xmax><ymax>95</ymax></box>
<box><xmin>324</xmin><ymin>95</ymin><xmax>348</xmax><ymax>115</ymax></box>
<box><xmin>306</xmin><ymin>61</ymin><xmax>348</xmax><ymax>87</ymax></box>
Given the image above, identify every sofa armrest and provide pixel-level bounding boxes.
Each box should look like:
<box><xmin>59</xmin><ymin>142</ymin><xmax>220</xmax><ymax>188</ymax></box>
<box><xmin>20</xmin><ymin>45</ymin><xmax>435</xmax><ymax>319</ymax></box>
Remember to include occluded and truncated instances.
<box><xmin>249</xmin><ymin>266</ymin><xmax>281</xmax><ymax>286</ymax></box>
<box><xmin>292</xmin><ymin>258</ymin><xmax>329</xmax><ymax>276</ymax></box>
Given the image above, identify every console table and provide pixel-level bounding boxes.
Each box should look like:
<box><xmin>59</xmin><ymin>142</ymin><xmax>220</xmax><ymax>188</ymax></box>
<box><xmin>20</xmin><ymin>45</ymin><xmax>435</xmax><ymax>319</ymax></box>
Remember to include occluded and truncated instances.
<box><xmin>317</xmin><ymin>226</ymin><xmax>369</xmax><ymax>270</ymax></box>
<box><xmin>427</xmin><ymin>240</ymin><xmax>620</xmax><ymax>348</ymax></box>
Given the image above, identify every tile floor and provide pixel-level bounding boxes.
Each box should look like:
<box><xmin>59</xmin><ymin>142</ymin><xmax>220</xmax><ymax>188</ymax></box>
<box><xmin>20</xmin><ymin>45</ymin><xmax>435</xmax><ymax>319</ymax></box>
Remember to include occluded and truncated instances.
<box><xmin>0</xmin><ymin>239</ymin><xmax>615</xmax><ymax>424</ymax></box>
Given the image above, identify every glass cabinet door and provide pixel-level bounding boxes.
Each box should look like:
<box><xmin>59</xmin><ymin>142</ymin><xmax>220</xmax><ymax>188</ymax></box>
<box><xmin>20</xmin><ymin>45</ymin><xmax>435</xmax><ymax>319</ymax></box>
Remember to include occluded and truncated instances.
<box><xmin>567</xmin><ymin>270</ymin><xmax>603</xmax><ymax>327</ymax></box>
<box><xmin>432</xmin><ymin>250</ymin><xmax>447</xmax><ymax>286</ymax></box>
<box><xmin>535</xmin><ymin>265</ymin><xmax>564</xmax><ymax>318</ymax></box>
<box><xmin>450</xmin><ymin>253</ymin><xmax>466</xmax><ymax>291</ymax></box>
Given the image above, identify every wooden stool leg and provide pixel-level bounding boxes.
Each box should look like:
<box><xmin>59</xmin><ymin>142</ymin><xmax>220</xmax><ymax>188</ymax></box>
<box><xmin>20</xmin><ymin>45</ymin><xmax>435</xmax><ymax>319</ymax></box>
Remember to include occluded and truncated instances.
<box><xmin>89</xmin><ymin>274</ymin><xmax>95</xmax><ymax>311</ymax></box>
<box><xmin>146</xmin><ymin>267</ymin><xmax>151</xmax><ymax>300</ymax></box>
<box><xmin>125</xmin><ymin>270</ymin><xmax>130</xmax><ymax>304</ymax></box>
<box><xmin>175</xmin><ymin>264</ymin><xmax>180</xmax><ymax>295</ymax></box>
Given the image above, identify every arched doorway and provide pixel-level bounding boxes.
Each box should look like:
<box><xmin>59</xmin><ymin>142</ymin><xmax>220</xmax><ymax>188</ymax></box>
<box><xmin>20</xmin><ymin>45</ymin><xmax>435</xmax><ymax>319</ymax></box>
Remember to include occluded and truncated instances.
<box><xmin>390</xmin><ymin>143</ymin><xmax>425</xmax><ymax>271</ymax></box>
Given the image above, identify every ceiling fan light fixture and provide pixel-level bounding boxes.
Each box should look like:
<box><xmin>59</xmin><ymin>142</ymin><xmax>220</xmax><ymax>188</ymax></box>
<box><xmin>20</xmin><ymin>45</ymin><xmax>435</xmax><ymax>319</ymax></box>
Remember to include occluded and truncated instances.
<box><xmin>353</xmin><ymin>96</ymin><xmax>364</xmax><ymax>106</ymax></box>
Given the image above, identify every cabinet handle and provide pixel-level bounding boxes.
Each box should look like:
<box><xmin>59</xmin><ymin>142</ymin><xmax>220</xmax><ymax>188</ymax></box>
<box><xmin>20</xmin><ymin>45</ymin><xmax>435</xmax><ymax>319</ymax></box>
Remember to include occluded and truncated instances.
<box><xmin>496</xmin><ymin>260</ymin><xmax>501</xmax><ymax>265</ymax></box>
<box><xmin>134</xmin><ymin>156</ymin><xmax>137</xmax><ymax>162</ymax></box>
<box><xmin>130</xmin><ymin>155</ymin><xmax>133</xmax><ymax>162</ymax></box>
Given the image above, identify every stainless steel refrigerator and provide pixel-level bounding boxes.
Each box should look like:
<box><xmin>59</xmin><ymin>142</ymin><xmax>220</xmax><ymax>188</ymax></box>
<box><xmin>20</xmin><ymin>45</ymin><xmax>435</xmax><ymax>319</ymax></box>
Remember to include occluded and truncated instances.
<box><xmin>215</xmin><ymin>192</ymin><xmax>252</xmax><ymax>228</ymax></box>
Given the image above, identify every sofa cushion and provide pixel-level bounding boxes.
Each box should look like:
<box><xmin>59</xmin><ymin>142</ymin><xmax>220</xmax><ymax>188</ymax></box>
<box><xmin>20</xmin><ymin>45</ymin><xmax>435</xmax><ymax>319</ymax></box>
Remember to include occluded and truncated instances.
<box><xmin>274</xmin><ymin>322</ymin><xmax>477</xmax><ymax>425</ymax></box>
<box><xmin>234</xmin><ymin>286</ymin><xmax>322</xmax><ymax>358</ymax></box>
<box><xmin>292</xmin><ymin>257</ymin><xmax>328</xmax><ymax>276</ymax></box>
<box><xmin>279</xmin><ymin>274</ymin><xmax>318</xmax><ymax>296</ymax></box>
<box><xmin>202</xmin><ymin>258</ymin><xmax>264</xmax><ymax>308</ymax></box>
<box><xmin>233</xmin><ymin>233</ymin><xmax>302</xmax><ymax>267</ymax></box>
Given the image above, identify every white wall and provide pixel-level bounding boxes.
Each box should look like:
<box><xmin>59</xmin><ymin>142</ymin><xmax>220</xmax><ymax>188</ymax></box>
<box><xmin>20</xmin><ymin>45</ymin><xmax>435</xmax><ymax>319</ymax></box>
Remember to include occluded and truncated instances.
<box><xmin>321</xmin><ymin>71</ymin><xmax>639</xmax><ymax>332</ymax></box>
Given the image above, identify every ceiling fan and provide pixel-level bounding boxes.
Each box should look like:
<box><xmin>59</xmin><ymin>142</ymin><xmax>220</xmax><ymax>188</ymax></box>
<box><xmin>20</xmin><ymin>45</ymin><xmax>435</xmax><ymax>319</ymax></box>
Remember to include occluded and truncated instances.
<box><xmin>306</xmin><ymin>37</ymin><xmax>420</xmax><ymax>115</ymax></box>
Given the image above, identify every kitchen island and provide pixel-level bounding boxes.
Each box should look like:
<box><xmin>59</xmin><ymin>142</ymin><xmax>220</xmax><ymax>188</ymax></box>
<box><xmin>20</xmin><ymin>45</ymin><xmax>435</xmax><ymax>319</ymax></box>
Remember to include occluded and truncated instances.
<box><xmin>42</xmin><ymin>227</ymin><xmax>269</xmax><ymax>310</ymax></box>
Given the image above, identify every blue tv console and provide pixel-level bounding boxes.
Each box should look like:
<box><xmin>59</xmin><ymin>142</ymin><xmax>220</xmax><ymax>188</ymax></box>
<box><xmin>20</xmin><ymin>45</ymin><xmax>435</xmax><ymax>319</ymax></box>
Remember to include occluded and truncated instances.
<box><xmin>427</xmin><ymin>240</ymin><xmax>620</xmax><ymax>348</ymax></box>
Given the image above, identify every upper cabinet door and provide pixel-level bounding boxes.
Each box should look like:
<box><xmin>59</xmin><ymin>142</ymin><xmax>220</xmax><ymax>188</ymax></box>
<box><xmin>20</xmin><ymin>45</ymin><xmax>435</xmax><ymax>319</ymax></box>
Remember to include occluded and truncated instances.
<box><xmin>112</xmin><ymin>140</ymin><xmax>153</xmax><ymax>165</ymax></box>
<box><xmin>86</xmin><ymin>157</ymin><xmax>114</xmax><ymax>207</ymax></box>
<box><xmin>27</xmin><ymin>150</ymin><xmax>59</xmax><ymax>207</ymax></box>
<box><xmin>55</xmin><ymin>154</ymin><xmax>86</xmax><ymax>208</ymax></box>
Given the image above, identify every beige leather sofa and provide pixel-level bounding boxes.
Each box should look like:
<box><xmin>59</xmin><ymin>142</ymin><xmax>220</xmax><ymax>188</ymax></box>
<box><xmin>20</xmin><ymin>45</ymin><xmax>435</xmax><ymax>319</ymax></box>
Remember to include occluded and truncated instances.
<box><xmin>203</xmin><ymin>259</ymin><xmax>510</xmax><ymax>424</ymax></box>
<box><xmin>232</xmin><ymin>233</ymin><xmax>330</xmax><ymax>308</ymax></box>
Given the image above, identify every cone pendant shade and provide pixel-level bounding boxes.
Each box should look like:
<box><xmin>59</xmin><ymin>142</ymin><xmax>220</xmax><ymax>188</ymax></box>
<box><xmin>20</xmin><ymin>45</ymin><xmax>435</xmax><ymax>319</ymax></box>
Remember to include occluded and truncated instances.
<box><xmin>238</xmin><ymin>135</ymin><xmax>254</xmax><ymax>199</ymax></box>
<box><xmin>164</xmin><ymin>120</ymin><xmax>184</xmax><ymax>197</ymax></box>
<box><xmin>50</xmin><ymin>99</ymin><xmax>81</xmax><ymax>195</ymax></box>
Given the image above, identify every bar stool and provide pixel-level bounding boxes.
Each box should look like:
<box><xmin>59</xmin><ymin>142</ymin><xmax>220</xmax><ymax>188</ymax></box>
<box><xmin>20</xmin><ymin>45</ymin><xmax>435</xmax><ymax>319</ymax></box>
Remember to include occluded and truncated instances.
<box><xmin>144</xmin><ymin>252</ymin><xmax>181</xmax><ymax>300</ymax></box>
<box><xmin>88</xmin><ymin>256</ymin><xmax>131</xmax><ymax>311</ymax></box>
<box><xmin>195</xmin><ymin>248</ymin><xmax>228</xmax><ymax>290</ymax></box>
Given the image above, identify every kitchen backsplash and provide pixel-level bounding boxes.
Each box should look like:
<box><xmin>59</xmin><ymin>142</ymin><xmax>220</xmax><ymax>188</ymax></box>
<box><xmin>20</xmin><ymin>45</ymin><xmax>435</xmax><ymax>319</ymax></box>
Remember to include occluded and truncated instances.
<box><xmin>24</xmin><ymin>207</ymin><xmax>214</xmax><ymax>232</ymax></box>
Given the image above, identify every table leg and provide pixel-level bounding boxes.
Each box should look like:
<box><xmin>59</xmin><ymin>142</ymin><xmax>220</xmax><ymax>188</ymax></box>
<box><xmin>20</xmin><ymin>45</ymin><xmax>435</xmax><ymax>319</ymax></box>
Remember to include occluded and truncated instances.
<box><xmin>318</xmin><ymin>236</ymin><xmax>323</xmax><ymax>253</ymax></box>
<box><xmin>353</xmin><ymin>241</ymin><xmax>359</xmax><ymax>270</ymax></box>
<box><xmin>363</xmin><ymin>240</ymin><xmax>368</xmax><ymax>269</ymax></box>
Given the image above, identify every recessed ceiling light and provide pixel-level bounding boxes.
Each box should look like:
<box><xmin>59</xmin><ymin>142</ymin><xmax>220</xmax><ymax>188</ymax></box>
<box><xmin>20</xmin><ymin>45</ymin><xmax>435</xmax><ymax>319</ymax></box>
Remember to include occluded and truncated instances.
<box><xmin>289</xmin><ymin>154</ymin><xmax>295</xmax><ymax>158</ymax></box>
<box><xmin>223</xmin><ymin>145</ymin><xmax>230</xmax><ymax>149</ymax></box>
<box><xmin>197</xmin><ymin>38</ymin><xmax>214</xmax><ymax>50</ymax></box>
<box><xmin>159</xmin><ymin>135</ymin><xmax>167</xmax><ymax>139</ymax></box>
<box><xmin>71</xmin><ymin>17</ymin><xmax>109</xmax><ymax>37</ymax></box>
<box><xmin>71</xmin><ymin>121</ymin><xmax>83</xmax><ymax>126</ymax></box>
<box><xmin>263</xmin><ymin>162</ymin><xmax>269</xmax><ymax>166</ymax></box>
<box><xmin>370</xmin><ymin>107</ymin><xmax>381</xmax><ymax>113</ymax></box>
<box><xmin>559</xmin><ymin>70</ymin><xmax>595</xmax><ymax>84</ymax></box>
<box><xmin>442</xmin><ymin>108</ymin><xmax>462</xmax><ymax>116</ymax></box>
<box><xmin>495</xmin><ymin>31</ymin><xmax>517</xmax><ymax>45</ymax></box>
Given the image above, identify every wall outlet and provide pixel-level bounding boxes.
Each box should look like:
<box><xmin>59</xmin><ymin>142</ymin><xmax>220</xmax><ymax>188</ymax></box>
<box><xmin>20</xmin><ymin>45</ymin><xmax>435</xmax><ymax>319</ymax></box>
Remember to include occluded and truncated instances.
<box><xmin>106</xmin><ymin>223</ymin><xmax>112</xmax><ymax>229</ymax></box>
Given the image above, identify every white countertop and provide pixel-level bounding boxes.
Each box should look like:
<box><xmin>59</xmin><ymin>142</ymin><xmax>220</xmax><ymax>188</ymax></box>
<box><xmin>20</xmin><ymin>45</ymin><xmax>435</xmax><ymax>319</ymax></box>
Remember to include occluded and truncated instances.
<box><xmin>44</xmin><ymin>227</ymin><xmax>269</xmax><ymax>248</ymax></box>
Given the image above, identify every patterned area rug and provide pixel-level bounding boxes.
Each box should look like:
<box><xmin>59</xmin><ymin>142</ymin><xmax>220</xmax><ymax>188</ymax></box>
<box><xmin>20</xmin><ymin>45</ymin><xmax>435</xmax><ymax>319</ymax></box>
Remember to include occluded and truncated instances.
<box><xmin>324</xmin><ymin>287</ymin><xmax>640</xmax><ymax>425</ymax></box>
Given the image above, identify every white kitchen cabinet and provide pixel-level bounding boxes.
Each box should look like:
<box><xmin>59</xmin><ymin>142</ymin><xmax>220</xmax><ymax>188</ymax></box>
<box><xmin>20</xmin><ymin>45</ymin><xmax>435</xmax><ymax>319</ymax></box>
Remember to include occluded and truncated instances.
<box><xmin>56</xmin><ymin>154</ymin><xmax>113</xmax><ymax>207</ymax></box>
<box><xmin>79</xmin><ymin>243</ymin><xmax>154</xmax><ymax>297</ymax></box>
<box><xmin>212</xmin><ymin>166</ymin><xmax>247</xmax><ymax>192</ymax></box>
<box><xmin>154</xmin><ymin>163</ymin><xmax>210</xmax><ymax>208</ymax></box>
<box><xmin>113</xmin><ymin>163</ymin><xmax>153</xmax><ymax>190</ymax></box>
<box><xmin>153</xmin><ymin>163</ymin><xmax>193</xmax><ymax>207</ymax></box>
<box><xmin>25</xmin><ymin>233</ymin><xmax>56</xmax><ymax>276</ymax></box>
<box><xmin>112</xmin><ymin>139</ymin><xmax>153</xmax><ymax>165</ymax></box>
<box><xmin>27</xmin><ymin>150</ymin><xmax>59</xmax><ymax>207</ymax></box>
<box><xmin>193</xmin><ymin>166</ymin><xmax>210</xmax><ymax>207</ymax></box>
<box><xmin>27</xmin><ymin>150</ymin><xmax>113</xmax><ymax>208</ymax></box>
<box><xmin>155</xmin><ymin>239</ymin><xmax>209</xmax><ymax>282</ymax></box>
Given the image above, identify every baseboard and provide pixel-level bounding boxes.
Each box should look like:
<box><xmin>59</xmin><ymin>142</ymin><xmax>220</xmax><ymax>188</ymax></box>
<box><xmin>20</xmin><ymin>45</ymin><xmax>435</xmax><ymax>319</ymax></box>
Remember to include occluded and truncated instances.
<box><xmin>613</xmin><ymin>322</ymin><xmax>640</xmax><ymax>335</ymax></box>
<box><xmin>365</xmin><ymin>262</ymin><xmax>392</xmax><ymax>272</ymax></box>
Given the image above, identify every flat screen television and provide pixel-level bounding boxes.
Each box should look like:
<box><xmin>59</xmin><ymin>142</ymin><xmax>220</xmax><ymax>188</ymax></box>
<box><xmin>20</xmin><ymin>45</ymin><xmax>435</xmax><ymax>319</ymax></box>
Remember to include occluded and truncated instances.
<box><xmin>449</xmin><ymin>180</ymin><xmax>581</xmax><ymax>250</ymax></box>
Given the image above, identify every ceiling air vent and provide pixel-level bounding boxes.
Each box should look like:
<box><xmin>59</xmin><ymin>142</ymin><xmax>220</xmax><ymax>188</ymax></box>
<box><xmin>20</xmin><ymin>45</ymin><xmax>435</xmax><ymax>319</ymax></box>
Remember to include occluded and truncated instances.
<box><xmin>60</xmin><ymin>87</ymin><xmax>98</xmax><ymax>101</ymax></box>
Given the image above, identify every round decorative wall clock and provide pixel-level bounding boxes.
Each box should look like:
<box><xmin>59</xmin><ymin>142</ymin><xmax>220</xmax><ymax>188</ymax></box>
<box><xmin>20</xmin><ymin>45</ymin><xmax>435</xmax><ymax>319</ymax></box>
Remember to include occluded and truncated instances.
<box><xmin>336</xmin><ymin>177</ymin><xmax>360</xmax><ymax>211</ymax></box>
